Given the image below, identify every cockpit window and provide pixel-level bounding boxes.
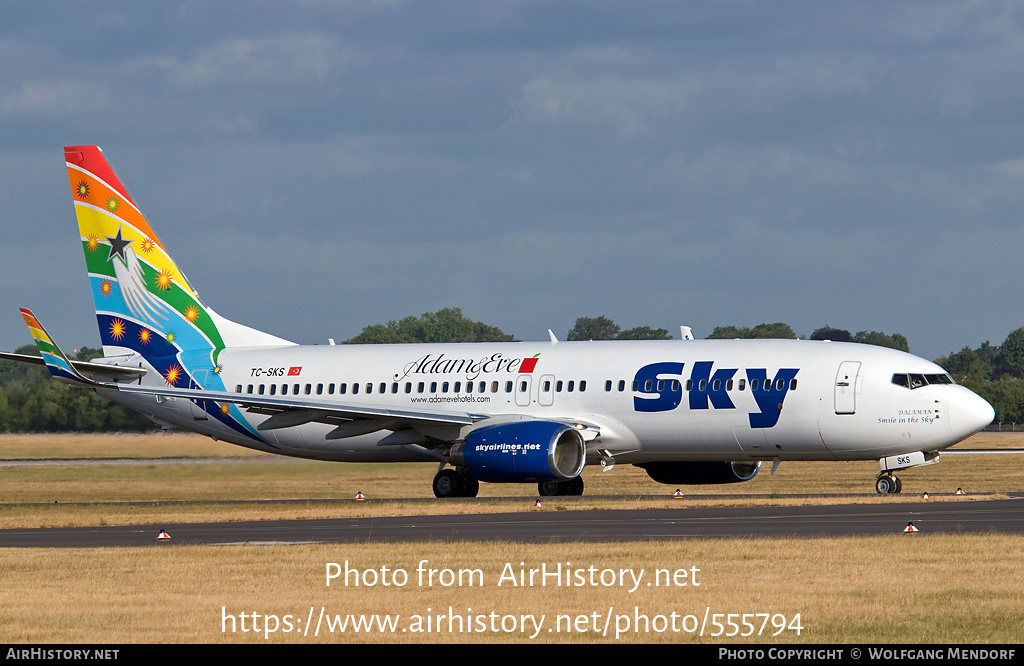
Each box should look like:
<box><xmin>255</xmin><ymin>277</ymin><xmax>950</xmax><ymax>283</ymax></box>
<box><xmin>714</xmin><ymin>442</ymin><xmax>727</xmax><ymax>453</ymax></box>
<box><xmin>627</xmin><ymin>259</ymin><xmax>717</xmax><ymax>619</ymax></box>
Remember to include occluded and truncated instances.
<box><xmin>892</xmin><ymin>373</ymin><xmax>954</xmax><ymax>389</ymax></box>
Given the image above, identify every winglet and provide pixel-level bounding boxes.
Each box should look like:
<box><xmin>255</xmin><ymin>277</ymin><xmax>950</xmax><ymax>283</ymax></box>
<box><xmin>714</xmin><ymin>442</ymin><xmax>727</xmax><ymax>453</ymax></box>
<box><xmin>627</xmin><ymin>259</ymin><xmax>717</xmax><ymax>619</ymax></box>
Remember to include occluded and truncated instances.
<box><xmin>548</xmin><ymin>329</ymin><xmax>559</xmax><ymax>345</ymax></box>
<box><xmin>19</xmin><ymin>308</ymin><xmax>101</xmax><ymax>386</ymax></box>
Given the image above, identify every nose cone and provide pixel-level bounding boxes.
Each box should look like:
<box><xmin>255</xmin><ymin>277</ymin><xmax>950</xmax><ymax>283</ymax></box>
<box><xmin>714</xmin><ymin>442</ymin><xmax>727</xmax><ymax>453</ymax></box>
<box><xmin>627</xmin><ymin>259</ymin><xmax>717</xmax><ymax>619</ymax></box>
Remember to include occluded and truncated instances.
<box><xmin>948</xmin><ymin>387</ymin><xmax>995</xmax><ymax>441</ymax></box>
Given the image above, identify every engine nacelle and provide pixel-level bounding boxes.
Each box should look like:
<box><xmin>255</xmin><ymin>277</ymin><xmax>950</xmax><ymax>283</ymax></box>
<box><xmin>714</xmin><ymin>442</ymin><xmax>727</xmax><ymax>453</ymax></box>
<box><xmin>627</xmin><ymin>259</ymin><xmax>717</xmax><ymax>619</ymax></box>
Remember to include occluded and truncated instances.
<box><xmin>450</xmin><ymin>421</ymin><xmax>586</xmax><ymax>483</ymax></box>
<box><xmin>637</xmin><ymin>461</ymin><xmax>762</xmax><ymax>485</ymax></box>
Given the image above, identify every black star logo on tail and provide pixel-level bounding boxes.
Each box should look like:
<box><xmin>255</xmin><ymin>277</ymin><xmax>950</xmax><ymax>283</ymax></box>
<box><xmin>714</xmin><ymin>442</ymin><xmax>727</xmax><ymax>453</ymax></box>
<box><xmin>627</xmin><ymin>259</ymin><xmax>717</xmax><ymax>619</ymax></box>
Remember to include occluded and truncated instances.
<box><xmin>106</xmin><ymin>227</ymin><xmax>132</xmax><ymax>263</ymax></box>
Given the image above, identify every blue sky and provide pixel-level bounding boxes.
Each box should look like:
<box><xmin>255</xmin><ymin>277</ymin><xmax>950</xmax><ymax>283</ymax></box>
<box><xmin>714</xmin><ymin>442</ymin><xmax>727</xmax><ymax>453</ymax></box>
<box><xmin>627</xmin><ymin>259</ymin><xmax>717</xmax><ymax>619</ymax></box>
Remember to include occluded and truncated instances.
<box><xmin>2</xmin><ymin>1</ymin><xmax>1024</xmax><ymax>360</ymax></box>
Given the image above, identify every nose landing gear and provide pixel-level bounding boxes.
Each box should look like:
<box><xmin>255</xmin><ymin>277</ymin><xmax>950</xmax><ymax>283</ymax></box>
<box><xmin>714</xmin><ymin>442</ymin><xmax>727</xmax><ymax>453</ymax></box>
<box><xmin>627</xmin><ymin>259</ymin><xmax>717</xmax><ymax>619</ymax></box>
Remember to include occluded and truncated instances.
<box><xmin>875</xmin><ymin>473</ymin><xmax>902</xmax><ymax>495</ymax></box>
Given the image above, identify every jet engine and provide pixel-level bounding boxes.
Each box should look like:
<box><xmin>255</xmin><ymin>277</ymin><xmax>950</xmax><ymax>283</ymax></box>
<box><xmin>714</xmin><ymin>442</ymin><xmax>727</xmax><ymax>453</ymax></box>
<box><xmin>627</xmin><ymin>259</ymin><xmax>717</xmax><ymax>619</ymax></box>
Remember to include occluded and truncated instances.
<box><xmin>450</xmin><ymin>421</ymin><xmax>586</xmax><ymax>483</ymax></box>
<box><xmin>636</xmin><ymin>461</ymin><xmax>762</xmax><ymax>485</ymax></box>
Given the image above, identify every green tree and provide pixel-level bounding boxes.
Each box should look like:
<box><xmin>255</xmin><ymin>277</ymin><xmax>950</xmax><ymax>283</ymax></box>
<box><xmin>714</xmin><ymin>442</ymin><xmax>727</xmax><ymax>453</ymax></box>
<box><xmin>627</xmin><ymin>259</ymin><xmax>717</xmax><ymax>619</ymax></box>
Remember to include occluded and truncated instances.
<box><xmin>1000</xmin><ymin>327</ymin><xmax>1024</xmax><ymax>372</ymax></box>
<box><xmin>617</xmin><ymin>326</ymin><xmax>672</xmax><ymax>340</ymax></box>
<box><xmin>974</xmin><ymin>377</ymin><xmax>1024</xmax><ymax>424</ymax></box>
<box><xmin>750</xmin><ymin>323</ymin><xmax>797</xmax><ymax>339</ymax></box>
<box><xmin>706</xmin><ymin>323</ymin><xmax>796</xmax><ymax>340</ymax></box>
<box><xmin>567</xmin><ymin>316</ymin><xmax>621</xmax><ymax>341</ymax></box>
<box><xmin>706</xmin><ymin>325</ymin><xmax>752</xmax><ymax>339</ymax></box>
<box><xmin>345</xmin><ymin>308</ymin><xmax>515</xmax><ymax>344</ymax></box>
<box><xmin>936</xmin><ymin>342</ymin><xmax>998</xmax><ymax>382</ymax></box>
<box><xmin>810</xmin><ymin>325</ymin><xmax>854</xmax><ymax>342</ymax></box>
<box><xmin>853</xmin><ymin>330</ymin><xmax>910</xmax><ymax>353</ymax></box>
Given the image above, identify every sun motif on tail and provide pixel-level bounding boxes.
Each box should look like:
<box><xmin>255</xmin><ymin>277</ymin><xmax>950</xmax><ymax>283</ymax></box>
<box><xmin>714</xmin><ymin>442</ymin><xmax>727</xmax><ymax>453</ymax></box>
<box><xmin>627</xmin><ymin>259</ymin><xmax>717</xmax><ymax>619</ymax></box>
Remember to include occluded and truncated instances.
<box><xmin>109</xmin><ymin>318</ymin><xmax>126</xmax><ymax>341</ymax></box>
<box><xmin>164</xmin><ymin>365</ymin><xmax>182</xmax><ymax>386</ymax></box>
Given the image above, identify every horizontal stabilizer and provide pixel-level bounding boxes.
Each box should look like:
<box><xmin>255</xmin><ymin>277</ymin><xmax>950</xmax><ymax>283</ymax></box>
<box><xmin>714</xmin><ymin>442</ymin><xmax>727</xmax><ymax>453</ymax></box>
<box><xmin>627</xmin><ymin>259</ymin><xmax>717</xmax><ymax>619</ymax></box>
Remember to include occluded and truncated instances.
<box><xmin>8</xmin><ymin>310</ymin><xmax>147</xmax><ymax>383</ymax></box>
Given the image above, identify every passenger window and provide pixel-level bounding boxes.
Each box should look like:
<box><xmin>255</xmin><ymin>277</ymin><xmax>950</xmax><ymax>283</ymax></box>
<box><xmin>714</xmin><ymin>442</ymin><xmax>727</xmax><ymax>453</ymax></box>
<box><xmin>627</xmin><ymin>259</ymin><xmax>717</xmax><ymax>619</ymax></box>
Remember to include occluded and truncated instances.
<box><xmin>605</xmin><ymin>380</ymin><xmax>612</xmax><ymax>392</ymax></box>
<box><xmin>316</xmin><ymin>384</ymin><xmax>323</xmax><ymax>395</ymax></box>
<box><xmin>505</xmin><ymin>381</ymin><xmax>513</xmax><ymax>393</ymax></box>
<box><xmin>790</xmin><ymin>379</ymin><xmax>797</xmax><ymax>390</ymax></box>
<box><xmin>258</xmin><ymin>384</ymin><xmax>265</xmax><ymax>395</ymax></box>
<box><xmin>543</xmin><ymin>380</ymin><xmax>551</xmax><ymax>392</ymax></box>
<box><xmin>379</xmin><ymin>383</ymin><xmax>386</xmax><ymax>394</ymax></box>
<box><xmin>353</xmin><ymin>383</ymin><xmax>359</xmax><ymax>395</ymax></box>
<box><xmin>520</xmin><ymin>381</ymin><xmax>527</xmax><ymax>392</ymax></box>
<box><xmin>294</xmin><ymin>384</ymin><xmax>300</xmax><ymax>395</ymax></box>
<box><xmin>418</xmin><ymin>382</ymin><xmax>425</xmax><ymax>393</ymax></box>
<box><xmin>454</xmin><ymin>381</ymin><xmax>462</xmax><ymax>392</ymax></box>
<box><xmin>738</xmin><ymin>379</ymin><xmax>746</xmax><ymax>391</ymax></box>
<box><xmin>281</xmin><ymin>384</ymin><xmax>288</xmax><ymax>396</ymax></box>
<box><xmin>442</xmin><ymin>382</ymin><xmax>449</xmax><ymax>393</ymax></box>
<box><xmin>430</xmin><ymin>382</ymin><xmax>437</xmax><ymax>393</ymax></box>
<box><xmin>246</xmin><ymin>385</ymin><xmax>253</xmax><ymax>394</ymax></box>
<box><xmin>568</xmin><ymin>380</ymin><xmax>575</xmax><ymax>392</ymax></box>
<box><xmin>712</xmin><ymin>379</ymin><xmax>720</xmax><ymax>392</ymax></box>
<box><xmin>726</xmin><ymin>379</ymin><xmax>733</xmax><ymax>391</ymax></box>
<box><xmin>557</xmin><ymin>381</ymin><xmax>564</xmax><ymax>392</ymax></box>
<box><xmin>618</xmin><ymin>380</ymin><xmax>626</xmax><ymax>392</ymax></box>
<box><xmin>306</xmin><ymin>384</ymin><xmax>312</xmax><ymax>395</ymax></box>
<box><xmin>405</xmin><ymin>382</ymin><xmax>412</xmax><ymax>394</ymax></box>
<box><xmin>339</xmin><ymin>383</ymin><xmax>347</xmax><ymax>395</ymax></box>
<box><xmin>580</xmin><ymin>380</ymin><xmax>586</xmax><ymax>392</ymax></box>
<box><xmin>270</xmin><ymin>384</ymin><xmax>277</xmax><ymax>395</ymax></box>
<box><xmin>490</xmin><ymin>381</ymin><xmax>499</xmax><ymax>393</ymax></box>
<box><xmin>750</xmin><ymin>379</ymin><xmax>759</xmax><ymax>391</ymax></box>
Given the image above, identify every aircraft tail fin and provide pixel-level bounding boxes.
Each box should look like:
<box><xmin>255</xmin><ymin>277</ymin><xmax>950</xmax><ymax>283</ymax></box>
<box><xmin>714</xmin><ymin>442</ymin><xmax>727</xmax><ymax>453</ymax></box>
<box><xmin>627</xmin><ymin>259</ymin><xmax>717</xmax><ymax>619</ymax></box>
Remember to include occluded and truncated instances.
<box><xmin>19</xmin><ymin>308</ymin><xmax>99</xmax><ymax>386</ymax></box>
<box><xmin>63</xmin><ymin>145</ymin><xmax>292</xmax><ymax>358</ymax></box>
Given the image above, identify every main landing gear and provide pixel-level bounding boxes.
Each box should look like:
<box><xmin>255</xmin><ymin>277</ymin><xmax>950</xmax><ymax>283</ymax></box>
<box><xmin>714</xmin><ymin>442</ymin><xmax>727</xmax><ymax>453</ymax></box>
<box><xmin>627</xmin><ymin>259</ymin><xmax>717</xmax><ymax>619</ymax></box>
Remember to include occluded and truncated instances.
<box><xmin>537</xmin><ymin>476</ymin><xmax>585</xmax><ymax>497</ymax></box>
<box><xmin>431</xmin><ymin>467</ymin><xmax>586</xmax><ymax>498</ymax></box>
<box><xmin>432</xmin><ymin>467</ymin><xmax>479</xmax><ymax>498</ymax></box>
<box><xmin>875</xmin><ymin>473</ymin><xmax>903</xmax><ymax>495</ymax></box>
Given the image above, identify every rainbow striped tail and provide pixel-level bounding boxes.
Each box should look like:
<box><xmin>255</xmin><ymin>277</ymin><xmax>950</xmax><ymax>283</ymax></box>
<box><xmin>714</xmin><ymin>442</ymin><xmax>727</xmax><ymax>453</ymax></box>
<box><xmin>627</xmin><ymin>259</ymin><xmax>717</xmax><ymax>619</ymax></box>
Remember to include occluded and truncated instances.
<box><xmin>64</xmin><ymin>145</ymin><xmax>292</xmax><ymax>360</ymax></box>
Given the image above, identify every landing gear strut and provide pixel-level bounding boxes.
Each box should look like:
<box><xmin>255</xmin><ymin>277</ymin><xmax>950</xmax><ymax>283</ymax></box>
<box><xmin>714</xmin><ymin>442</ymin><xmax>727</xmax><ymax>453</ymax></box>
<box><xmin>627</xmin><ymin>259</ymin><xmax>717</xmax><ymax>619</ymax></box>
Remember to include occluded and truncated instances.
<box><xmin>537</xmin><ymin>476</ymin><xmax>585</xmax><ymax>497</ymax></box>
<box><xmin>875</xmin><ymin>473</ymin><xmax>902</xmax><ymax>495</ymax></box>
<box><xmin>432</xmin><ymin>467</ymin><xmax>480</xmax><ymax>498</ymax></box>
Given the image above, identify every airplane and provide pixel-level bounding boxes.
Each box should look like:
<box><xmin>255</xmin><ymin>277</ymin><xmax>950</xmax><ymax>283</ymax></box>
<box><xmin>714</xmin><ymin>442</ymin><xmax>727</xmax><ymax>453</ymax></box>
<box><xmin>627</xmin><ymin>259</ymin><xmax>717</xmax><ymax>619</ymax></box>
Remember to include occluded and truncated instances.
<box><xmin>1</xmin><ymin>145</ymin><xmax>996</xmax><ymax>498</ymax></box>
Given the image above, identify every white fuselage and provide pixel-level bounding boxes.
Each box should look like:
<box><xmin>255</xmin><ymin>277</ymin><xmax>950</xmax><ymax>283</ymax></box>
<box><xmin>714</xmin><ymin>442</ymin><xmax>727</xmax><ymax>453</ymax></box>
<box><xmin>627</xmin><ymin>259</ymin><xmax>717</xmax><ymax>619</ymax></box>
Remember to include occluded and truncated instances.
<box><xmin>102</xmin><ymin>338</ymin><xmax>994</xmax><ymax>467</ymax></box>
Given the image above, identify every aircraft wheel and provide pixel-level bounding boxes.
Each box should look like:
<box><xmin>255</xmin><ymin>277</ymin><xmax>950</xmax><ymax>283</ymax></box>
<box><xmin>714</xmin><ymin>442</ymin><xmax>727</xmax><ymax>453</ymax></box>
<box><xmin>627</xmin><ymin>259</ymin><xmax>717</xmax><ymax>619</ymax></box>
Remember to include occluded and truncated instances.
<box><xmin>893</xmin><ymin>476</ymin><xmax>902</xmax><ymax>494</ymax></box>
<box><xmin>566</xmin><ymin>476</ymin><xmax>585</xmax><ymax>496</ymax></box>
<box><xmin>463</xmin><ymin>476</ymin><xmax>480</xmax><ymax>498</ymax></box>
<box><xmin>875</xmin><ymin>475</ymin><xmax>895</xmax><ymax>495</ymax></box>
<box><xmin>538</xmin><ymin>480</ymin><xmax>564</xmax><ymax>497</ymax></box>
<box><xmin>433</xmin><ymin>469</ymin><xmax>465</xmax><ymax>498</ymax></box>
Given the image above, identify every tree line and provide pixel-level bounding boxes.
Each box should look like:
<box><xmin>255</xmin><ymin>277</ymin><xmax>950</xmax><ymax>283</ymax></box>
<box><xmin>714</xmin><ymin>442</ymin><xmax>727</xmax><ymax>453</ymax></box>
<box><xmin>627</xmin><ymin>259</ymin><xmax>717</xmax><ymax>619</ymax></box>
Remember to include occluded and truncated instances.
<box><xmin>1</xmin><ymin>308</ymin><xmax>1021</xmax><ymax>430</ymax></box>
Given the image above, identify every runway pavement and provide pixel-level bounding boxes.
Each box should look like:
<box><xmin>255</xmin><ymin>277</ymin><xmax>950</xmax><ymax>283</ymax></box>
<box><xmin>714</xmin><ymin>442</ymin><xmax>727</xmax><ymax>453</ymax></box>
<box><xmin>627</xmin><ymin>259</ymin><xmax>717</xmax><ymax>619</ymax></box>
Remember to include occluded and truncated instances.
<box><xmin>1</xmin><ymin>495</ymin><xmax>1022</xmax><ymax>547</ymax></box>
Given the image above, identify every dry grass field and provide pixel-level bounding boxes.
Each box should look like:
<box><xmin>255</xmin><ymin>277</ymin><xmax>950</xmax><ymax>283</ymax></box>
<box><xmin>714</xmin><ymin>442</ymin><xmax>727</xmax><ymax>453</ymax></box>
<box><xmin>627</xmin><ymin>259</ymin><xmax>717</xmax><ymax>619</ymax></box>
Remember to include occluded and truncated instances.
<box><xmin>1</xmin><ymin>537</ymin><xmax>1021</xmax><ymax>643</ymax></box>
<box><xmin>1</xmin><ymin>431</ymin><xmax>1021</xmax><ymax>528</ymax></box>
<box><xmin>0</xmin><ymin>432</ymin><xmax>1022</xmax><ymax>643</ymax></box>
